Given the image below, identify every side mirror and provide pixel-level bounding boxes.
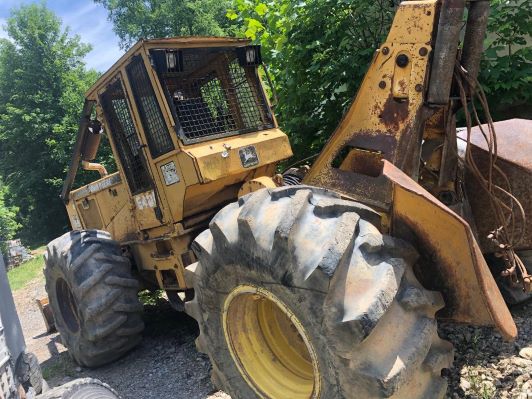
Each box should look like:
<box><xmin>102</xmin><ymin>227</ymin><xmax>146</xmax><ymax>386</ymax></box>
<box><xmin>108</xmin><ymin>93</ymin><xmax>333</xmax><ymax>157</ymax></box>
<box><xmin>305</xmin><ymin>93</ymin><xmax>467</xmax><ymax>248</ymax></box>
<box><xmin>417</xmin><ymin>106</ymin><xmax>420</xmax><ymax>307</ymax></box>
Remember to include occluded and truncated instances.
<box><xmin>81</xmin><ymin>120</ymin><xmax>103</xmax><ymax>161</ymax></box>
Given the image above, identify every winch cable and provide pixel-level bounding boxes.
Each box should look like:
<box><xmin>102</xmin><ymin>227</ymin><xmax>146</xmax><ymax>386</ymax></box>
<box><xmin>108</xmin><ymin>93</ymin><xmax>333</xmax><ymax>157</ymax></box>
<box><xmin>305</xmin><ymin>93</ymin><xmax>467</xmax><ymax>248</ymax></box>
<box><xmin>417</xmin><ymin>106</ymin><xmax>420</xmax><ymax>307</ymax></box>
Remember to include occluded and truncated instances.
<box><xmin>454</xmin><ymin>61</ymin><xmax>530</xmax><ymax>291</ymax></box>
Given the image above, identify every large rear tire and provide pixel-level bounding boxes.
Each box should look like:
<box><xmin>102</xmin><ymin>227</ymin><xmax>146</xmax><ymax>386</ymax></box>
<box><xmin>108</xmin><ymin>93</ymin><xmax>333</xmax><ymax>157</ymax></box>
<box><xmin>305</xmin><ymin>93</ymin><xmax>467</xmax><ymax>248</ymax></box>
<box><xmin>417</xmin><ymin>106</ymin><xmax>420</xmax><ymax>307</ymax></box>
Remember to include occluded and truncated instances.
<box><xmin>44</xmin><ymin>230</ymin><xmax>144</xmax><ymax>368</ymax></box>
<box><xmin>185</xmin><ymin>186</ymin><xmax>453</xmax><ymax>398</ymax></box>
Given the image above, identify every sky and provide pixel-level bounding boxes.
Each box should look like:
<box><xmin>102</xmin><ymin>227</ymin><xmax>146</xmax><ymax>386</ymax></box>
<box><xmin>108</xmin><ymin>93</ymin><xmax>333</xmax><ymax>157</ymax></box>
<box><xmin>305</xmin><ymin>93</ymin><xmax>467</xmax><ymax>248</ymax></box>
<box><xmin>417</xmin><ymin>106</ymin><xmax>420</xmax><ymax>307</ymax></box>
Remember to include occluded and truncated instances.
<box><xmin>0</xmin><ymin>0</ymin><xmax>123</xmax><ymax>72</ymax></box>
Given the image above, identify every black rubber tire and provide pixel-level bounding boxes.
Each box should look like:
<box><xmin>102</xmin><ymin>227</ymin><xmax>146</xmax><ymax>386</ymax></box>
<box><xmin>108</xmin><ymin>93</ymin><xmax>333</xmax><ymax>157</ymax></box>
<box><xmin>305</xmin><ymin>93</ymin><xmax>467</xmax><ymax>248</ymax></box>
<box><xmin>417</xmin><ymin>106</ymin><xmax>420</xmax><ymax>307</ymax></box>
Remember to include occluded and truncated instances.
<box><xmin>185</xmin><ymin>186</ymin><xmax>454</xmax><ymax>399</ymax></box>
<box><xmin>15</xmin><ymin>351</ymin><xmax>43</xmax><ymax>394</ymax></box>
<box><xmin>36</xmin><ymin>378</ymin><xmax>118</xmax><ymax>399</ymax></box>
<box><xmin>44</xmin><ymin>230</ymin><xmax>144</xmax><ymax>368</ymax></box>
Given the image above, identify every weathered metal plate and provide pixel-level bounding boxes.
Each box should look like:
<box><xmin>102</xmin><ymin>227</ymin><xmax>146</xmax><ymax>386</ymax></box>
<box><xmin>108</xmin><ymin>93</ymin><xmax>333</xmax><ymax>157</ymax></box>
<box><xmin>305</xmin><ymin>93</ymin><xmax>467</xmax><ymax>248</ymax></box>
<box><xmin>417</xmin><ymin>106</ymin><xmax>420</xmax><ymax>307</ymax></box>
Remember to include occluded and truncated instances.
<box><xmin>457</xmin><ymin>119</ymin><xmax>532</xmax><ymax>169</ymax></box>
<box><xmin>383</xmin><ymin>160</ymin><xmax>517</xmax><ymax>340</ymax></box>
<box><xmin>457</xmin><ymin>119</ymin><xmax>532</xmax><ymax>252</ymax></box>
<box><xmin>186</xmin><ymin>128</ymin><xmax>292</xmax><ymax>183</ymax></box>
<box><xmin>71</xmin><ymin>172</ymin><xmax>122</xmax><ymax>201</ymax></box>
<box><xmin>239</xmin><ymin>145</ymin><xmax>259</xmax><ymax>168</ymax></box>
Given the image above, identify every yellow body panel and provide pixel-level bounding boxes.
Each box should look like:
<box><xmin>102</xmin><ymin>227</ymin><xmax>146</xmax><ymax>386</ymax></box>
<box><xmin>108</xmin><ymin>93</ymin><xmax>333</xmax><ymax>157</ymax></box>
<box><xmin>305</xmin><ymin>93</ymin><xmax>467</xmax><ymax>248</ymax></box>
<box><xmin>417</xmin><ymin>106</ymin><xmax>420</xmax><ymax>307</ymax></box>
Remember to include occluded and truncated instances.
<box><xmin>238</xmin><ymin>176</ymin><xmax>277</xmax><ymax>197</ymax></box>
<box><xmin>184</xmin><ymin>129</ymin><xmax>291</xmax><ymax>183</ymax></box>
<box><xmin>70</xmin><ymin>173</ymin><xmax>137</xmax><ymax>241</ymax></box>
<box><xmin>383</xmin><ymin>161</ymin><xmax>517</xmax><ymax>340</ymax></box>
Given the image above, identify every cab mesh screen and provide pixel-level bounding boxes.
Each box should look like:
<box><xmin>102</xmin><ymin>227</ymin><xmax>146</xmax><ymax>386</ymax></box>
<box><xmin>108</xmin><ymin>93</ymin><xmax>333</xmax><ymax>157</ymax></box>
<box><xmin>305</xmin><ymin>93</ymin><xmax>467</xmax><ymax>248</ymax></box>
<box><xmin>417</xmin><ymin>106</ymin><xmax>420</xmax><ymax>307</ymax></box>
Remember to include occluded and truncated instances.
<box><xmin>100</xmin><ymin>79</ymin><xmax>151</xmax><ymax>195</ymax></box>
<box><xmin>152</xmin><ymin>48</ymin><xmax>274</xmax><ymax>144</ymax></box>
<box><xmin>126</xmin><ymin>55</ymin><xmax>174</xmax><ymax>158</ymax></box>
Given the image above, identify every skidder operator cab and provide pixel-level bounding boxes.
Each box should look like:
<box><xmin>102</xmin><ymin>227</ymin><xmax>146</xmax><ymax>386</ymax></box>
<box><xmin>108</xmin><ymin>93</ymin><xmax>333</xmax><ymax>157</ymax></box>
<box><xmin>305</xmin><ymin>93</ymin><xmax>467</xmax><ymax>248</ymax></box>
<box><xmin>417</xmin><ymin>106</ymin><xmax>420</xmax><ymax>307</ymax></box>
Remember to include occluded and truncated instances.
<box><xmin>61</xmin><ymin>38</ymin><xmax>292</xmax><ymax>240</ymax></box>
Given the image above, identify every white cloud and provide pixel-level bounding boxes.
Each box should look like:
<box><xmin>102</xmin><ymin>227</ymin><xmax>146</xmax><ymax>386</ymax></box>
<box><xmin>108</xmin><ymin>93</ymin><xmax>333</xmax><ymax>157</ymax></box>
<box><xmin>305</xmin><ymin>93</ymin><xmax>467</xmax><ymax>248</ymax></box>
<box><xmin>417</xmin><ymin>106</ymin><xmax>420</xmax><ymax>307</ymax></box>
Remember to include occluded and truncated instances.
<box><xmin>59</xmin><ymin>2</ymin><xmax>123</xmax><ymax>71</ymax></box>
<box><xmin>86</xmin><ymin>38</ymin><xmax>123</xmax><ymax>72</ymax></box>
<box><xmin>0</xmin><ymin>18</ymin><xmax>5</xmax><ymax>33</ymax></box>
<box><xmin>60</xmin><ymin>2</ymin><xmax>99</xmax><ymax>31</ymax></box>
<box><xmin>0</xmin><ymin>18</ymin><xmax>8</xmax><ymax>40</ymax></box>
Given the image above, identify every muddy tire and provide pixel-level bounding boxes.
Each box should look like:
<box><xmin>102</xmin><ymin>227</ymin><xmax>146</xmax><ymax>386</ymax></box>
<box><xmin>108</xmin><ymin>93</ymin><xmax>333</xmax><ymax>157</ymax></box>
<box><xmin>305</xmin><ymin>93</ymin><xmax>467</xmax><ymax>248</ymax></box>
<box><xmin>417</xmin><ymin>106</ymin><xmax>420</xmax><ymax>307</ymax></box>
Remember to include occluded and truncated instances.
<box><xmin>44</xmin><ymin>230</ymin><xmax>144</xmax><ymax>368</ymax></box>
<box><xmin>185</xmin><ymin>186</ymin><xmax>454</xmax><ymax>398</ymax></box>
<box><xmin>36</xmin><ymin>378</ymin><xmax>118</xmax><ymax>399</ymax></box>
<box><xmin>15</xmin><ymin>351</ymin><xmax>44</xmax><ymax>394</ymax></box>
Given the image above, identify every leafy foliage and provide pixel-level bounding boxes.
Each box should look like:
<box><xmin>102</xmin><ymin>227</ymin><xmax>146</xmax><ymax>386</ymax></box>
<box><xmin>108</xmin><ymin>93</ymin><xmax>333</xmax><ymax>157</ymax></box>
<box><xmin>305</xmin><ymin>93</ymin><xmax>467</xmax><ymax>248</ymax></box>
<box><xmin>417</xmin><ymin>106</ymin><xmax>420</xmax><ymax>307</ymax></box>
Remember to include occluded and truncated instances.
<box><xmin>230</xmin><ymin>0</ymin><xmax>531</xmax><ymax>160</ymax></box>
<box><xmin>0</xmin><ymin>4</ymin><xmax>98</xmax><ymax>245</ymax></box>
<box><xmin>95</xmin><ymin>0</ymin><xmax>234</xmax><ymax>49</ymax></box>
<box><xmin>479</xmin><ymin>0</ymin><xmax>532</xmax><ymax>119</ymax></box>
<box><xmin>0</xmin><ymin>180</ymin><xmax>20</xmax><ymax>252</ymax></box>
<box><xmin>226</xmin><ymin>0</ymin><xmax>399</xmax><ymax>160</ymax></box>
<box><xmin>138</xmin><ymin>289</ymin><xmax>164</xmax><ymax>306</ymax></box>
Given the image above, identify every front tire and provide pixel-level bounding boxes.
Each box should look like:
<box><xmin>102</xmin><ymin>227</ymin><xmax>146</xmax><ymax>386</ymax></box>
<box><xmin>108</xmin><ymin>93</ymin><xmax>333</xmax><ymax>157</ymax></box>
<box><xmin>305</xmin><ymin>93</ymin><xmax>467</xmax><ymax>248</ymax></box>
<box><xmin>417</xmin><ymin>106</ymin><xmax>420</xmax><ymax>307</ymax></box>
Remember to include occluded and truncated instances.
<box><xmin>15</xmin><ymin>351</ymin><xmax>44</xmax><ymax>394</ymax></box>
<box><xmin>185</xmin><ymin>186</ymin><xmax>453</xmax><ymax>398</ymax></box>
<box><xmin>44</xmin><ymin>230</ymin><xmax>144</xmax><ymax>368</ymax></box>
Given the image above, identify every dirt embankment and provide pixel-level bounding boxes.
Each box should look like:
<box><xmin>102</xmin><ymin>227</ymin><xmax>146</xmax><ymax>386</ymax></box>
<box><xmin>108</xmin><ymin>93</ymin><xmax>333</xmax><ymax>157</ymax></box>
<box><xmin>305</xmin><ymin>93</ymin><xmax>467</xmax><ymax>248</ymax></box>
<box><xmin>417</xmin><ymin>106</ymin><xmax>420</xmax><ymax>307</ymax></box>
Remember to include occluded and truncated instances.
<box><xmin>13</xmin><ymin>276</ymin><xmax>532</xmax><ymax>399</ymax></box>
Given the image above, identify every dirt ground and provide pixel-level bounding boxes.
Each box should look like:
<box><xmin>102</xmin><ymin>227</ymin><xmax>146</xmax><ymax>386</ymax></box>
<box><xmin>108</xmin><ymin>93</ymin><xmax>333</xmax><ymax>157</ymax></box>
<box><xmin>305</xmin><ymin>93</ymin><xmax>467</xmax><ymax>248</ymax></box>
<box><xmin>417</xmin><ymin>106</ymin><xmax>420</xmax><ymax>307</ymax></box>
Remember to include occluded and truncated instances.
<box><xmin>13</xmin><ymin>277</ymin><xmax>229</xmax><ymax>399</ymax></box>
<box><xmin>12</xmin><ymin>276</ymin><xmax>532</xmax><ymax>399</ymax></box>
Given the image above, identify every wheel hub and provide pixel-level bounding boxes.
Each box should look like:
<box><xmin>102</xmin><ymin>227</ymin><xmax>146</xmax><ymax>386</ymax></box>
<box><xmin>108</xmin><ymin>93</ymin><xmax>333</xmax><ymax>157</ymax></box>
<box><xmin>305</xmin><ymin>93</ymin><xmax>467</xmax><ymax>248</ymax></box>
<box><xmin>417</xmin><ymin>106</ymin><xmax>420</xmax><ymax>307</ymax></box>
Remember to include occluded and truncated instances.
<box><xmin>55</xmin><ymin>277</ymin><xmax>80</xmax><ymax>333</ymax></box>
<box><xmin>223</xmin><ymin>285</ymin><xmax>320</xmax><ymax>399</ymax></box>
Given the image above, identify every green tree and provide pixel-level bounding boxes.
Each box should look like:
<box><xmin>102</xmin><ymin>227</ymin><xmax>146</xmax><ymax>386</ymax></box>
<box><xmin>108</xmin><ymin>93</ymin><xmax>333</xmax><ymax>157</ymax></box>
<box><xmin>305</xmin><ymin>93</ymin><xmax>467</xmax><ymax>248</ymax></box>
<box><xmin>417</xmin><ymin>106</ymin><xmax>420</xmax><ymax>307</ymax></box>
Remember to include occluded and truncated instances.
<box><xmin>95</xmin><ymin>0</ymin><xmax>234</xmax><ymax>49</ymax></box>
<box><xmin>479</xmin><ymin>0</ymin><xmax>532</xmax><ymax>119</ymax></box>
<box><xmin>95</xmin><ymin>0</ymin><xmax>530</xmax><ymax>161</ymax></box>
<box><xmin>228</xmin><ymin>0</ymin><xmax>399</xmax><ymax>160</ymax></box>
<box><xmin>0</xmin><ymin>4</ymin><xmax>98</xmax><ymax>245</ymax></box>
<box><xmin>0</xmin><ymin>181</ymin><xmax>20</xmax><ymax>249</ymax></box>
<box><xmin>230</xmin><ymin>0</ymin><xmax>531</xmax><ymax>161</ymax></box>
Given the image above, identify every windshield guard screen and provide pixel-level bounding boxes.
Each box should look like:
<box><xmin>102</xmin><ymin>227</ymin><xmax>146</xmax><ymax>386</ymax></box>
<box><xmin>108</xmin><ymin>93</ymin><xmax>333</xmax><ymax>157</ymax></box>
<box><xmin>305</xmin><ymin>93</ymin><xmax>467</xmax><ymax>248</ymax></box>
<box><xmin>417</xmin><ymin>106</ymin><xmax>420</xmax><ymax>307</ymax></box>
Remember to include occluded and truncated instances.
<box><xmin>150</xmin><ymin>47</ymin><xmax>274</xmax><ymax>144</ymax></box>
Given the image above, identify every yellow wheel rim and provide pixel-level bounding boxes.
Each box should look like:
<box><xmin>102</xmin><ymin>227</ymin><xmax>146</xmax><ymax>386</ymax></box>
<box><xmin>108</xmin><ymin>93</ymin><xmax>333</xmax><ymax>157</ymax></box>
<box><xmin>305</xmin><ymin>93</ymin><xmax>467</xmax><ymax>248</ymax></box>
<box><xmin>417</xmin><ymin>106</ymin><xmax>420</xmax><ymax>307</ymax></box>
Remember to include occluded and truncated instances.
<box><xmin>223</xmin><ymin>285</ymin><xmax>321</xmax><ymax>399</ymax></box>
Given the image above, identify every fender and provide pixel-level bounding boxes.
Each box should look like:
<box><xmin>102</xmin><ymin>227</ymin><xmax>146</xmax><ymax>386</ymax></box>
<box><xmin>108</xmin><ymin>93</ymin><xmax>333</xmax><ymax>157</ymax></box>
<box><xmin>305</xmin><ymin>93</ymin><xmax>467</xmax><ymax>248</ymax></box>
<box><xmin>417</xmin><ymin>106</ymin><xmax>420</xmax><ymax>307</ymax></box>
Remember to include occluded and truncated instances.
<box><xmin>383</xmin><ymin>160</ymin><xmax>517</xmax><ymax>340</ymax></box>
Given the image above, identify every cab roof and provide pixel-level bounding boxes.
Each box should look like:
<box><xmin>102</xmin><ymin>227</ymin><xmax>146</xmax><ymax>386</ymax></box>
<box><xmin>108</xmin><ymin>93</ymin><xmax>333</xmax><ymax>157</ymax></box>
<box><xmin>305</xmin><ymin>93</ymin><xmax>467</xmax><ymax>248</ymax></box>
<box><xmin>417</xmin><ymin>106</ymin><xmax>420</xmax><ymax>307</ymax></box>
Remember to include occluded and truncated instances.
<box><xmin>85</xmin><ymin>36</ymin><xmax>252</xmax><ymax>100</ymax></box>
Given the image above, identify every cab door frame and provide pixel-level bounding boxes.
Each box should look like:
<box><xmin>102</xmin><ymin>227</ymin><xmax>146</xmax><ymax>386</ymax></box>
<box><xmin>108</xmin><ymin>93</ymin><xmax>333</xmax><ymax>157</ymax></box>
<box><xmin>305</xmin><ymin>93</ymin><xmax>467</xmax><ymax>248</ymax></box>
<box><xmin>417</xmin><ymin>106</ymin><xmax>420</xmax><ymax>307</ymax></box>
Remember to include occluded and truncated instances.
<box><xmin>98</xmin><ymin>71</ymin><xmax>170</xmax><ymax>231</ymax></box>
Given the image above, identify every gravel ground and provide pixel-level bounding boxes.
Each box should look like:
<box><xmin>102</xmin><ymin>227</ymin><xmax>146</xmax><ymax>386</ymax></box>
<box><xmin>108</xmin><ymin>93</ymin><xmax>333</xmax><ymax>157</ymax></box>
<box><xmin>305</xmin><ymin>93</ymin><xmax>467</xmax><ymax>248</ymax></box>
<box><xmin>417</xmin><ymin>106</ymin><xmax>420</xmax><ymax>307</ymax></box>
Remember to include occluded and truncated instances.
<box><xmin>12</xmin><ymin>276</ymin><xmax>532</xmax><ymax>399</ymax></box>
<box><xmin>441</xmin><ymin>303</ymin><xmax>532</xmax><ymax>399</ymax></box>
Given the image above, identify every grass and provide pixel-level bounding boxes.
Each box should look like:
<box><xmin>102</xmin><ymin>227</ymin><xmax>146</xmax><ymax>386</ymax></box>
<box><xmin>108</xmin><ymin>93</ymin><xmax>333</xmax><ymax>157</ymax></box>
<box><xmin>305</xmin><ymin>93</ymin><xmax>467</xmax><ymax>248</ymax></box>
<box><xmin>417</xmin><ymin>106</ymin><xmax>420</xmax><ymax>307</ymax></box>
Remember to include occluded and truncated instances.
<box><xmin>138</xmin><ymin>289</ymin><xmax>164</xmax><ymax>306</ymax></box>
<box><xmin>7</xmin><ymin>254</ymin><xmax>45</xmax><ymax>291</ymax></box>
<box><xmin>28</xmin><ymin>244</ymin><xmax>47</xmax><ymax>253</ymax></box>
<box><xmin>466</xmin><ymin>369</ymin><xmax>496</xmax><ymax>399</ymax></box>
<box><xmin>41</xmin><ymin>352</ymin><xmax>76</xmax><ymax>381</ymax></box>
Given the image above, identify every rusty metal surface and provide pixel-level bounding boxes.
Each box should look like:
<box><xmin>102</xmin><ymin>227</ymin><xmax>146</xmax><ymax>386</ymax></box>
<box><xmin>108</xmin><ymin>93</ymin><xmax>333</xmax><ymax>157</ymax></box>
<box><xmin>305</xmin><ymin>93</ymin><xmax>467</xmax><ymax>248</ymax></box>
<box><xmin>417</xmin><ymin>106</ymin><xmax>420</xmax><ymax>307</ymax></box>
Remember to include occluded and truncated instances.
<box><xmin>458</xmin><ymin>119</ymin><xmax>532</xmax><ymax>169</ymax></box>
<box><xmin>303</xmin><ymin>1</ymin><xmax>439</xmax><ymax>210</ymax></box>
<box><xmin>427</xmin><ymin>0</ymin><xmax>465</xmax><ymax>105</ymax></box>
<box><xmin>61</xmin><ymin>99</ymin><xmax>95</xmax><ymax>202</ymax></box>
<box><xmin>383</xmin><ymin>160</ymin><xmax>517</xmax><ymax>341</ymax></box>
<box><xmin>461</xmin><ymin>1</ymin><xmax>490</xmax><ymax>84</ymax></box>
<box><xmin>458</xmin><ymin>119</ymin><xmax>532</xmax><ymax>252</ymax></box>
<box><xmin>238</xmin><ymin>176</ymin><xmax>277</xmax><ymax>197</ymax></box>
<box><xmin>81</xmin><ymin>123</ymin><xmax>102</xmax><ymax>161</ymax></box>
